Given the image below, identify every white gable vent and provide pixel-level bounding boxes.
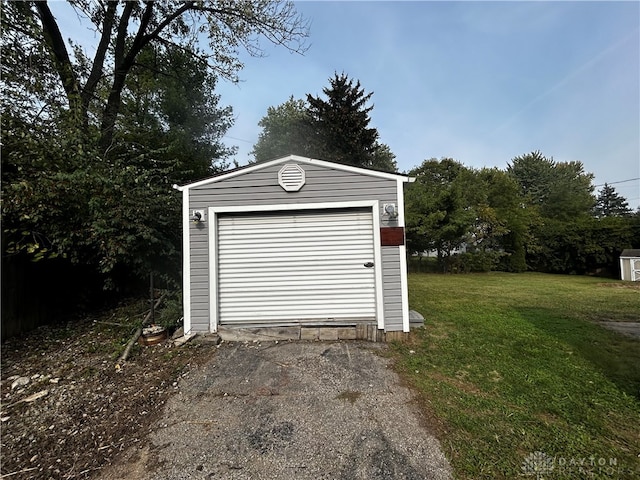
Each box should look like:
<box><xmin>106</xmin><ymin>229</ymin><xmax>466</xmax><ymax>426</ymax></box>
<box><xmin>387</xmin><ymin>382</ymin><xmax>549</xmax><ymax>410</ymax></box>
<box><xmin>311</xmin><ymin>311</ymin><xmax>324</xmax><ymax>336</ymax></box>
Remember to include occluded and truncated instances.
<box><xmin>278</xmin><ymin>164</ymin><xmax>306</xmax><ymax>192</ymax></box>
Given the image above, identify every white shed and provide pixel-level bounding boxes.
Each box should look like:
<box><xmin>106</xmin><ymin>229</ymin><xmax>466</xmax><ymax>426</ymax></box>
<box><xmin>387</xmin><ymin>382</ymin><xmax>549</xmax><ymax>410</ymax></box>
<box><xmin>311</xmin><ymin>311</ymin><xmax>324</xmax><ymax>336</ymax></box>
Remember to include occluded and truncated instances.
<box><xmin>175</xmin><ymin>155</ymin><xmax>413</xmax><ymax>341</ymax></box>
<box><xmin>620</xmin><ymin>249</ymin><xmax>640</xmax><ymax>281</ymax></box>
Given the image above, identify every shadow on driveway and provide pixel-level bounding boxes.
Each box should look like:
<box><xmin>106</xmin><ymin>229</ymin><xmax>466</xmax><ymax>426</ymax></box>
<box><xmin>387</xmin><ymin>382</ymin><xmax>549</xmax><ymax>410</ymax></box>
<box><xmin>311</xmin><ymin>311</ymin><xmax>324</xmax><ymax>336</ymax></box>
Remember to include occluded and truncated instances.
<box><xmin>102</xmin><ymin>341</ymin><xmax>451</xmax><ymax>480</ymax></box>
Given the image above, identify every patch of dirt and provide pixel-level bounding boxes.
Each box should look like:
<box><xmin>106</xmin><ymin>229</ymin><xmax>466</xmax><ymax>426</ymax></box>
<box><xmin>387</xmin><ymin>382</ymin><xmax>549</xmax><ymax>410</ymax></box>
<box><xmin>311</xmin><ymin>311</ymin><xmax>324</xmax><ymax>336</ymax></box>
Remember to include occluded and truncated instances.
<box><xmin>598</xmin><ymin>321</ymin><xmax>640</xmax><ymax>339</ymax></box>
<box><xmin>0</xmin><ymin>300</ymin><xmax>215</xmax><ymax>480</ymax></box>
<box><xmin>597</xmin><ymin>282</ymin><xmax>640</xmax><ymax>291</ymax></box>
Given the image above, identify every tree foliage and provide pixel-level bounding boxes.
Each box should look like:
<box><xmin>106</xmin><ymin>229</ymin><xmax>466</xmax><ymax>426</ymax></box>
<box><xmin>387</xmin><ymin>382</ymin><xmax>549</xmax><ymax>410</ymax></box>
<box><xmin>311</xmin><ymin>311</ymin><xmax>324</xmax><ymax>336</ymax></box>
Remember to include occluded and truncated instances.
<box><xmin>530</xmin><ymin>216</ymin><xmax>640</xmax><ymax>275</ymax></box>
<box><xmin>251</xmin><ymin>96</ymin><xmax>314</xmax><ymax>161</ymax></box>
<box><xmin>405</xmin><ymin>159</ymin><xmax>472</xmax><ymax>262</ymax></box>
<box><xmin>2</xmin><ymin>43</ymin><xmax>235</xmax><ymax>287</ymax></box>
<box><xmin>405</xmin><ymin>159</ymin><xmax>529</xmax><ymax>272</ymax></box>
<box><xmin>471</xmin><ymin>168</ymin><xmax>531</xmax><ymax>272</ymax></box>
<box><xmin>405</xmin><ymin>150</ymin><xmax>636</xmax><ymax>276</ymax></box>
<box><xmin>252</xmin><ymin>73</ymin><xmax>397</xmax><ymax>172</ymax></box>
<box><xmin>507</xmin><ymin>151</ymin><xmax>595</xmax><ymax>220</ymax></box>
<box><xmin>3</xmin><ymin>0</ymin><xmax>309</xmax><ymax>150</ymax></box>
<box><xmin>307</xmin><ymin>73</ymin><xmax>379</xmax><ymax>168</ymax></box>
<box><xmin>503</xmin><ymin>151</ymin><xmax>640</xmax><ymax>274</ymax></box>
<box><xmin>1</xmin><ymin>0</ymin><xmax>309</xmax><ymax>290</ymax></box>
<box><xmin>594</xmin><ymin>183</ymin><xmax>632</xmax><ymax>218</ymax></box>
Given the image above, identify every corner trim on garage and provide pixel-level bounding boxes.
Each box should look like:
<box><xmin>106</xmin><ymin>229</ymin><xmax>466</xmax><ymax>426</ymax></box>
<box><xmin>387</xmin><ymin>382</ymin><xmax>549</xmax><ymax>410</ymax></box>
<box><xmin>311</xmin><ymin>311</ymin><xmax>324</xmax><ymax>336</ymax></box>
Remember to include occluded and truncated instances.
<box><xmin>182</xmin><ymin>188</ymin><xmax>192</xmax><ymax>335</ymax></box>
<box><xmin>397</xmin><ymin>178</ymin><xmax>410</xmax><ymax>333</ymax></box>
<box><xmin>208</xmin><ymin>200</ymin><xmax>383</xmax><ymax>333</ymax></box>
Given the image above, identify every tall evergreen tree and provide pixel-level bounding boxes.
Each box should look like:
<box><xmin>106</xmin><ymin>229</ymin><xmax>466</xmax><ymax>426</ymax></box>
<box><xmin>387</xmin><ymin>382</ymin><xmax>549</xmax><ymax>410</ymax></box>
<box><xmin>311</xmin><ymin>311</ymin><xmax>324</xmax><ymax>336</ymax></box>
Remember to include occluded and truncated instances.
<box><xmin>252</xmin><ymin>74</ymin><xmax>397</xmax><ymax>171</ymax></box>
<box><xmin>506</xmin><ymin>150</ymin><xmax>555</xmax><ymax>206</ymax></box>
<box><xmin>594</xmin><ymin>184</ymin><xmax>632</xmax><ymax>217</ymax></box>
<box><xmin>306</xmin><ymin>73</ymin><xmax>394</xmax><ymax>171</ymax></box>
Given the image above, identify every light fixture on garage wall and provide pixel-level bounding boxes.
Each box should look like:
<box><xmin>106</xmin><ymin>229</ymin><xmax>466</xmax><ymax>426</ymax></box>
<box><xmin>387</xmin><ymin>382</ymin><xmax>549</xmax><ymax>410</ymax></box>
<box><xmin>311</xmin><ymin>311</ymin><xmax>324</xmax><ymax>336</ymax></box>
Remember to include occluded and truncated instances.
<box><xmin>383</xmin><ymin>203</ymin><xmax>398</xmax><ymax>219</ymax></box>
<box><xmin>192</xmin><ymin>210</ymin><xmax>205</xmax><ymax>223</ymax></box>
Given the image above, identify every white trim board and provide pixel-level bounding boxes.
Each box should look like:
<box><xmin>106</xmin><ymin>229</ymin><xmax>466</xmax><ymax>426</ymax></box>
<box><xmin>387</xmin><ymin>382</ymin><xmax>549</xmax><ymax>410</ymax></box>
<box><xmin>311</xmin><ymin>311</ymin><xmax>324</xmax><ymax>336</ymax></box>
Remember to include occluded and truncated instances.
<box><xmin>181</xmin><ymin>188</ymin><xmax>192</xmax><ymax>335</ymax></box>
<box><xmin>397</xmin><ymin>178</ymin><xmax>410</xmax><ymax>332</ymax></box>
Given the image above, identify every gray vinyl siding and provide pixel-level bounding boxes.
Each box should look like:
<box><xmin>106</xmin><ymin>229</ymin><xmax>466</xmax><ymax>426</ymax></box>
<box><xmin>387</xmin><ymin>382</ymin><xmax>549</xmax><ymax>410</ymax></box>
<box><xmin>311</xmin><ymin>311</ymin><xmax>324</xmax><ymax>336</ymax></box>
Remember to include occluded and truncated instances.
<box><xmin>190</xmin><ymin>163</ymin><xmax>396</xmax><ymax>206</ymax></box>
<box><xmin>381</xmin><ymin>247</ymin><xmax>403</xmax><ymax>331</ymax></box>
<box><xmin>189</xmin><ymin>223</ymin><xmax>209</xmax><ymax>332</ymax></box>
<box><xmin>187</xmin><ymin>161</ymin><xmax>405</xmax><ymax>332</ymax></box>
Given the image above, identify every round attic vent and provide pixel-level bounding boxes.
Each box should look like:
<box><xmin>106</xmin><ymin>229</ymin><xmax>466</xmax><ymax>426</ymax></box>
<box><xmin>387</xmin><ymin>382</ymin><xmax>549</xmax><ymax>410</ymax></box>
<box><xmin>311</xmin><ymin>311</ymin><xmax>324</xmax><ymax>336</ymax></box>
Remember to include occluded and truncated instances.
<box><xmin>278</xmin><ymin>164</ymin><xmax>305</xmax><ymax>192</ymax></box>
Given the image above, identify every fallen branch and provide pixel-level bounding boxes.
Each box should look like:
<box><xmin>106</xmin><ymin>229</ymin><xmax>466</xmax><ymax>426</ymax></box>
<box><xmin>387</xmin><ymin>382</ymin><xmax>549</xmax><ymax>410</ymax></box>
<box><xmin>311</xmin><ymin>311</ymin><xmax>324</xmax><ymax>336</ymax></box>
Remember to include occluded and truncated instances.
<box><xmin>95</xmin><ymin>320</ymin><xmax>129</xmax><ymax>327</ymax></box>
<box><xmin>116</xmin><ymin>292</ymin><xmax>167</xmax><ymax>369</ymax></box>
<box><xmin>65</xmin><ymin>466</ymin><xmax>102</xmax><ymax>479</ymax></box>
<box><xmin>2</xmin><ymin>390</ymin><xmax>49</xmax><ymax>409</ymax></box>
<box><xmin>1</xmin><ymin>466</ymin><xmax>39</xmax><ymax>478</ymax></box>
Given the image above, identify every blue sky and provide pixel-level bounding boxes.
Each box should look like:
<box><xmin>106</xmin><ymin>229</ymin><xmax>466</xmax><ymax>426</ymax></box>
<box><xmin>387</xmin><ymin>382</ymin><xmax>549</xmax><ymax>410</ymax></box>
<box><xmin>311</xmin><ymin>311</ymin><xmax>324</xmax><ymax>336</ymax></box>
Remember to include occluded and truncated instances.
<box><xmin>216</xmin><ymin>1</ymin><xmax>640</xmax><ymax>208</ymax></box>
<box><xmin>51</xmin><ymin>1</ymin><xmax>640</xmax><ymax>208</ymax></box>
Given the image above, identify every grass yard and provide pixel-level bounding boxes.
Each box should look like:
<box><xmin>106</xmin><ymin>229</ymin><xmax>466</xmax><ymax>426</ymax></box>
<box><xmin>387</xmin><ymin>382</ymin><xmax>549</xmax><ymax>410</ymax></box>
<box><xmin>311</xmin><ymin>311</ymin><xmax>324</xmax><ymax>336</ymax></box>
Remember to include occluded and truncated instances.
<box><xmin>393</xmin><ymin>273</ymin><xmax>640</xmax><ymax>479</ymax></box>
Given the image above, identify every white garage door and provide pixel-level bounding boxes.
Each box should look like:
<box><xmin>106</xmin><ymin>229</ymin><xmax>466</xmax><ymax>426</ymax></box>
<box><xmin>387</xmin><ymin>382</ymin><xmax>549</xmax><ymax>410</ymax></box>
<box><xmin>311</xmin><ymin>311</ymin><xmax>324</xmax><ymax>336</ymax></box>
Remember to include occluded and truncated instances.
<box><xmin>217</xmin><ymin>209</ymin><xmax>376</xmax><ymax>326</ymax></box>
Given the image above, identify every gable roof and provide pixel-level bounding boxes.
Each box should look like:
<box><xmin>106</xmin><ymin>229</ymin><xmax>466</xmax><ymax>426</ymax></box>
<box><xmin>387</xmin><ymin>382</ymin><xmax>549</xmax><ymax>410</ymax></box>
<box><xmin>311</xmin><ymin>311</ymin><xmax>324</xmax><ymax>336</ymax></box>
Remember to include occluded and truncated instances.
<box><xmin>174</xmin><ymin>155</ymin><xmax>413</xmax><ymax>191</ymax></box>
<box><xmin>620</xmin><ymin>249</ymin><xmax>640</xmax><ymax>258</ymax></box>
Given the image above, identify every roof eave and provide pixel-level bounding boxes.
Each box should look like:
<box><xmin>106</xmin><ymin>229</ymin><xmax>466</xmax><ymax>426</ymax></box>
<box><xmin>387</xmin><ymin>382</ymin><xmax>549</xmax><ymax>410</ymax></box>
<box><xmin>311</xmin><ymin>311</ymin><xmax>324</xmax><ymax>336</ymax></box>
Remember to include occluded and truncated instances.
<box><xmin>176</xmin><ymin>155</ymin><xmax>413</xmax><ymax>190</ymax></box>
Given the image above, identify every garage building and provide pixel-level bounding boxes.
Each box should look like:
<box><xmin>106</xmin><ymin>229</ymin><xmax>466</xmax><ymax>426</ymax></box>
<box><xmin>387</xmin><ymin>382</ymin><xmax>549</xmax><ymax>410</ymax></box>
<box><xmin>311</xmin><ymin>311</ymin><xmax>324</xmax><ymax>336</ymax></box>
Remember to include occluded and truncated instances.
<box><xmin>175</xmin><ymin>155</ymin><xmax>413</xmax><ymax>340</ymax></box>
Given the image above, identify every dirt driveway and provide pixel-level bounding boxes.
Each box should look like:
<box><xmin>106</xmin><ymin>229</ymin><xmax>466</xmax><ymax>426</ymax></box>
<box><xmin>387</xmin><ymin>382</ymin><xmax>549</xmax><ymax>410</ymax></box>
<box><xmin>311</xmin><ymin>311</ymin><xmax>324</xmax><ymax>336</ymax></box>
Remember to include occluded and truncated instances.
<box><xmin>102</xmin><ymin>340</ymin><xmax>451</xmax><ymax>480</ymax></box>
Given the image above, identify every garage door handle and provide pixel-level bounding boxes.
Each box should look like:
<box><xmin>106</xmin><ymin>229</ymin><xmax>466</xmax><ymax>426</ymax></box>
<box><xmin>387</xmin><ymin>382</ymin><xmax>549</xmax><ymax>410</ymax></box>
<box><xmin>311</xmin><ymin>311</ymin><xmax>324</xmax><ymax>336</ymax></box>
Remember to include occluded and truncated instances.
<box><xmin>364</xmin><ymin>262</ymin><xmax>374</xmax><ymax>268</ymax></box>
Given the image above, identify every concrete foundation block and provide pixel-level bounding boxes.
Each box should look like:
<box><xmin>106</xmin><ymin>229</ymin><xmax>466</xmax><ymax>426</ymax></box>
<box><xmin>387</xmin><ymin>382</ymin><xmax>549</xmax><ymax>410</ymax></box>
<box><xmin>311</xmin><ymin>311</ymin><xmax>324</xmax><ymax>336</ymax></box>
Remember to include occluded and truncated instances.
<box><xmin>300</xmin><ymin>328</ymin><xmax>320</xmax><ymax>341</ymax></box>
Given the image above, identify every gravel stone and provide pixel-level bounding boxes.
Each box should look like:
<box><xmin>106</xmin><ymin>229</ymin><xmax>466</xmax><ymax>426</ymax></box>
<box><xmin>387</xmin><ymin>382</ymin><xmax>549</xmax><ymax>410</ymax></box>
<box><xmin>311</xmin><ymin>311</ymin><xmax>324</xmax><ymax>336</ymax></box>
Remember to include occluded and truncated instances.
<box><xmin>11</xmin><ymin>377</ymin><xmax>30</xmax><ymax>390</ymax></box>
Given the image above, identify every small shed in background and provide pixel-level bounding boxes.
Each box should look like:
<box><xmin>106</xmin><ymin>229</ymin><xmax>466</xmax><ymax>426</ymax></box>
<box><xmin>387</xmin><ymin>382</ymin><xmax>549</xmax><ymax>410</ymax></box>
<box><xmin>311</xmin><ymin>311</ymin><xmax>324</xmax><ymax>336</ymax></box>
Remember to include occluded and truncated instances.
<box><xmin>620</xmin><ymin>249</ymin><xmax>640</xmax><ymax>281</ymax></box>
<box><xmin>175</xmin><ymin>155</ymin><xmax>413</xmax><ymax>341</ymax></box>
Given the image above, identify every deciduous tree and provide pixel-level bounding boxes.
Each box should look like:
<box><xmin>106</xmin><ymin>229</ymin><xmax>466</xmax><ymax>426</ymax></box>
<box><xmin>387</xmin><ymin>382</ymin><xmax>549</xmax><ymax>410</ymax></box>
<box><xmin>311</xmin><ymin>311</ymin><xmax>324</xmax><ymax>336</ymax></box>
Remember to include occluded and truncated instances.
<box><xmin>251</xmin><ymin>96</ymin><xmax>315</xmax><ymax>161</ymax></box>
<box><xmin>9</xmin><ymin>0</ymin><xmax>309</xmax><ymax>151</ymax></box>
<box><xmin>507</xmin><ymin>151</ymin><xmax>595</xmax><ymax>220</ymax></box>
<box><xmin>2</xmin><ymin>0</ymin><xmax>309</xmax><ymax>288</ymax></box>
<box><xmin>2</xmin><ymin>42</ymin><xmax>236</xmax><ymax>286</ymax></box>
<box><xmin>472</xmin><ymin>168</ymin><xmax>531</xmax><ymax>272</ymax></box>
<box><xmin>405</xmin><ymin>159</ymin><xmax>475</xmax><ymax>270</ymax></box>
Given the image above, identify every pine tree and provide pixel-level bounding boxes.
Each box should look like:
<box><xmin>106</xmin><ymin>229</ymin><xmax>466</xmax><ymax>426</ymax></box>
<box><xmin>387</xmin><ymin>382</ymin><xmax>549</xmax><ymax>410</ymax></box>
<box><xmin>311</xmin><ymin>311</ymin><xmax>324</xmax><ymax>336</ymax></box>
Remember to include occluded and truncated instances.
<box><xmin>306</xmin><ymin>73</ymin><xmax>381</xmax><ymax>169</ymax></box>
<box><xmin>252</xmin><ymin>73</ymin><xmax>397</xmax><ymax>171</ymax></box>
<box><xmin>594</xmin><ymin>184</ymin><xmax>632</xmax><ymax>217</ymax></box>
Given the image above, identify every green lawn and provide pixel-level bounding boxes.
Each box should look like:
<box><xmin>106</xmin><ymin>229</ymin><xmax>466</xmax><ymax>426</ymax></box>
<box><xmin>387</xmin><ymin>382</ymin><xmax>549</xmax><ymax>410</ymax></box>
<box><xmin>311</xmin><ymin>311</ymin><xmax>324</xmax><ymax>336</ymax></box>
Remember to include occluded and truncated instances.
<box><xmin>392</xmin><ymin>273</ymin><xmax>640</xmax><ymax>479</ymax></box>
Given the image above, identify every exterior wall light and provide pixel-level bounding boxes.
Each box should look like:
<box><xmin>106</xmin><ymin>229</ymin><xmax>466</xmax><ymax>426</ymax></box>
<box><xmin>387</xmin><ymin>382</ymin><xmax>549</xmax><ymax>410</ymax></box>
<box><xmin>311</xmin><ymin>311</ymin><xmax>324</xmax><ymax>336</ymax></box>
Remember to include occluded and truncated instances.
<box><xmin>383</xmin><ymin>203</ymin><xmax>398</xmax><ymax>219</ymax></box>
<box><xmin>192</xmin><ymin>210</ymin><xmax>205</xmax><ymax>223</ymax></box>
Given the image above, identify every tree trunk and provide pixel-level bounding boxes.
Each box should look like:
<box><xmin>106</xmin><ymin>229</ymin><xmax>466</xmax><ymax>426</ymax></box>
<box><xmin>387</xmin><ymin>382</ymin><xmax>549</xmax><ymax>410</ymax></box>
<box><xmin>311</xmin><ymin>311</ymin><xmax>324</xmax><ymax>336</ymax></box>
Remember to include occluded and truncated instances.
<box><xmin>35</xmin><ymin>1</ymin><xmax>84</xmax><ymax>124</ymax></box>
<box><xmin>81</xmin><ymin>1</ymin><xmax>118</xmax><ymax>121</ymax></box>
<box><xmin>99</xmin><ymin>73</ymin><xmax>126</xmax><ymax>152</ymax></box>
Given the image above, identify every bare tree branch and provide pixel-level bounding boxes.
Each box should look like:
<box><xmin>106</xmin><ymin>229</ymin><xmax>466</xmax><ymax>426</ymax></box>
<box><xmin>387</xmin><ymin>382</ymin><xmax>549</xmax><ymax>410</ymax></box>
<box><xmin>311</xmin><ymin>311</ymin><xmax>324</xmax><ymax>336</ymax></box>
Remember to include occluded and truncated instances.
<box><xmin>114</xmin><ymin>1</ymin><xmax>134</xmax><ymax>69</ymax></box>
<box><xmin>101</xmin><ymin>1</ymin><xmax>156</xmax><ymax>150</ymax></box>
<box><xmin>144</xmin><ymin>1</ymin><xmax>195</xmax><ymax>44</ymax></box>
<box><xmin>81</xmin><ymin>0</ymin><xmax>117</xmax><ymax>115</ymax></box>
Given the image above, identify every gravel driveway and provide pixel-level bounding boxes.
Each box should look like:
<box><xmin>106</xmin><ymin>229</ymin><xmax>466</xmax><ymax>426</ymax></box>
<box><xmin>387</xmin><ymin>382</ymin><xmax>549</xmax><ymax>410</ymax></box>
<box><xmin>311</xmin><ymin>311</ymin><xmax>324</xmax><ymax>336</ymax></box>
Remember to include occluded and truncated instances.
<box><xmin>101</xmin><ymin>340</ymin><xmax>451</xmax><ymax>480</ymax></box>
